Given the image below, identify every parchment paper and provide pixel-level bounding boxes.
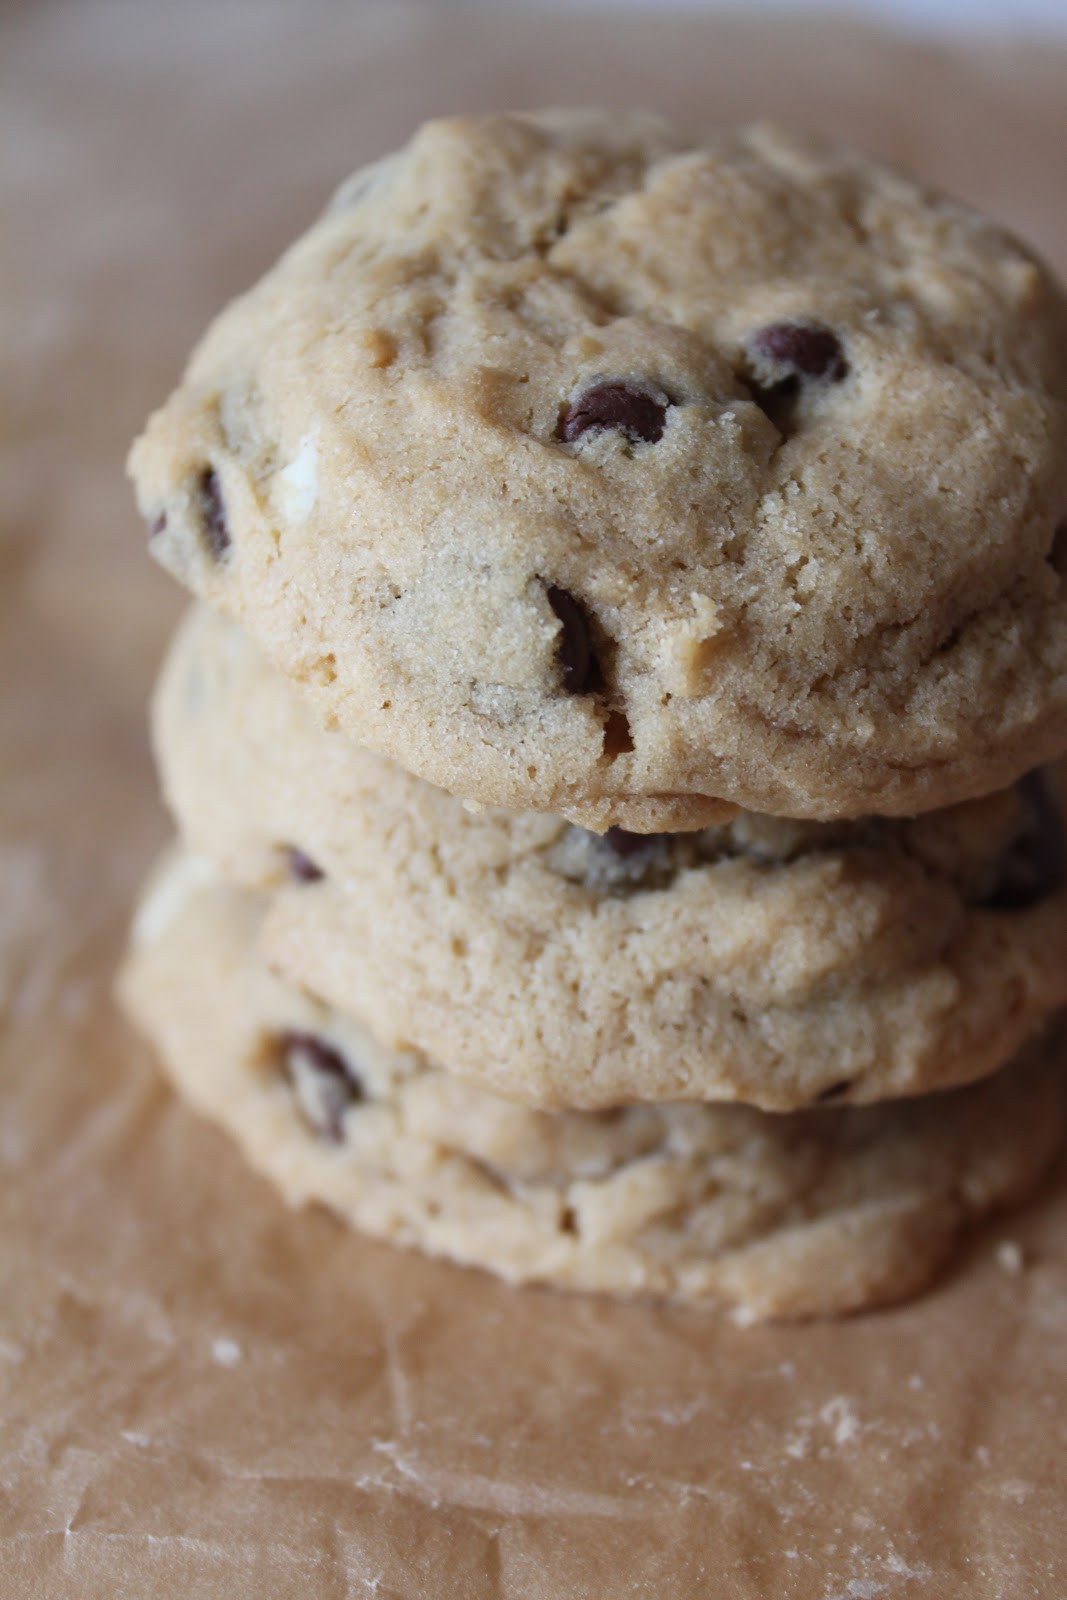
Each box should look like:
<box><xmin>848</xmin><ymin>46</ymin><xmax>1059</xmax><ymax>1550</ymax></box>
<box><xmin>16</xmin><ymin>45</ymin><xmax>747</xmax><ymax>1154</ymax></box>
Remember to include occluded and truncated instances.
<box><xmin>3</xmin><ymin>5</ymin><xmax>1067</xmax><ymax>1595</ymax></box>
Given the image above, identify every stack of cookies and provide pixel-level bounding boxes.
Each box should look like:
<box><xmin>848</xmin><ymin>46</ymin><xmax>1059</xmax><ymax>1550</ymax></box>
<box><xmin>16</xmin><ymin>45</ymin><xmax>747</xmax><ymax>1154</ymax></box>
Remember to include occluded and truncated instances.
<box><xmin>121</xmin><ymin>114</ymin><xmax>1067</xmax><ymax>1321</ymax></box>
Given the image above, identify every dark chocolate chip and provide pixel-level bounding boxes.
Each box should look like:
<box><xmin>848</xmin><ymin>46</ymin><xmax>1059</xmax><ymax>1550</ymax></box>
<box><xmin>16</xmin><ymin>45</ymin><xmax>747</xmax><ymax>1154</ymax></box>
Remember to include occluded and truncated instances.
<box><xmin>551</xmin><ymin>825</ymin><xmax>682</xmax><ymax>895</ymax></box>
<box><xmin>748</xmin><ymin>321</ymin><xmax>848</xmax><ymax>383</ymax></box>
<box><xmin>197</xmin><ymin>467</ymin><xmax>230</xmax><ymax>559</ymax></box>
<box><xmin>1050</xmin><ymin>523</ymin><xmax>1067</xmax><ymax>577</ymax></box>
<box><xmin>148</xmin><ymin>512</ymin><xmax>167</xmax><ymax>539</ymax></box>
<box><xmin>597</xmin><ymin>827</ymin><xmax>678</xmax><ymax>888</ymax></box>
<box><xmin>546</xmin><ymin>584</ymin><xmax>593</xmax><ymax>694</ymax></box>
<box><xmin>284</xmin><ymin>846</ymin><xmax>325</xmax><ymax>884</ymax></box>
<box><xmin>983</xmin><ymin>770</ymin><xmax>1065</xmax><ymax>912</ymax></box>
<box><xmin>558</xmin><ymin>382</ymin><xmax>667</xmax><ymax>445</ymax></box>
<box><xmin>815</xmin><ymin>1080</ymin><xmax>853</xmax><ymax>1104</ymax></box>
<box><xmin>279</xmin><ymin>1031</ymin><xmax>363</xmax><ymax>1142</ymax></box>
<box><xmin>602</xmin><ymin>827</ymin><xmax>669</xmax><ymax>859</ymax></box>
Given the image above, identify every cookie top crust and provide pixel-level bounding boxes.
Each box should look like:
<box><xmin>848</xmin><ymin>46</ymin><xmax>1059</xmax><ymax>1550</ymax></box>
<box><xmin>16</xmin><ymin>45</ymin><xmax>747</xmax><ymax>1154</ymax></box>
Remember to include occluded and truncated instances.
<box><xmin>130</xmin><ymin>113</ymin><xmax>1067</xmax><ymax>825</ymax></box>
<box><xmin>154</xmin><ymin>606</ymin><xmax>1067</xmax><ymax>1111</ymax></box>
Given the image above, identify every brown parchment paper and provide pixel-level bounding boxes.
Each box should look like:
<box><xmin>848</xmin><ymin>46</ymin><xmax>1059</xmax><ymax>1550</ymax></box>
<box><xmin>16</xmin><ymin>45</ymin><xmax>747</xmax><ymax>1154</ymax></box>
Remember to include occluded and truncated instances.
<box><xmin>4</xmin><ymin>5</ymin><xmax>1067</xmax><ymax>1595</ymax></box>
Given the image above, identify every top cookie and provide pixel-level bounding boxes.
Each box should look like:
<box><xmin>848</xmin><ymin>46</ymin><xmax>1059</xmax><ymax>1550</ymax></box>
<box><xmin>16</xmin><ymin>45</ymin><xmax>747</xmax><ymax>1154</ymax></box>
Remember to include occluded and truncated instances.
<box><xmin>130</xmin><ymin>113</ymin><xmax>1067</xmax><ymax>827</ymax></box>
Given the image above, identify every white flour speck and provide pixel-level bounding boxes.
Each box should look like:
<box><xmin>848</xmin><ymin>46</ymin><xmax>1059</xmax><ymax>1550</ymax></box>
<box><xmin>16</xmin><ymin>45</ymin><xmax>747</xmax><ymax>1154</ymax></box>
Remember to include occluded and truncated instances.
<box><xmin>820</xmin><ymin>1396</ymin><xmax>861</xmax><ymax>1446</ymax></box>
<box><xmin>996</xmin><ymin>1240</ymin><xmax>1025</xmax><ymax>1275</ymax></box>
<box><xmin>212</xmin><ymin>1337</ymin><xmax>242</xmax><ymax>1367</ymax></box>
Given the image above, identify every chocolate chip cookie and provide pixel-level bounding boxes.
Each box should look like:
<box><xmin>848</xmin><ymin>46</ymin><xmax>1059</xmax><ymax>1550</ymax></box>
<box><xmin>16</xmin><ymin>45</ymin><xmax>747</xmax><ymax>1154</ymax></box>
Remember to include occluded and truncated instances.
<box><xmin>119</xmin><ymin>853</ymin><xmax>1064</xmax><ymax>1321</ymax></box>
<box><xmin>128</xmin><ymin>114</ymin><xmax>1067</xmax><ymax>829</ymax></box>
<box><xmin>152</xmin><ymin>605</ymin><xmax>1067</xmax><ymax>1111</ymax></box>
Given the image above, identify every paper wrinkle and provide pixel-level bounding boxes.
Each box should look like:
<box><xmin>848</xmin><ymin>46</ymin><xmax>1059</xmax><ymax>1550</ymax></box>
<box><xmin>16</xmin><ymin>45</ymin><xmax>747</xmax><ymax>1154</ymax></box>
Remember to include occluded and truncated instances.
<box><xmin>45</xmin><ymin>1077</ymin><xmax>162</xmax><ymax>1189</ymax></box>
<box><xmin>370</xmin><ymin>1442</ymin><xmax>639</xmax><ymax>1520</ymax></box>
<box><xmin>381</xmin><ymin>1327</ymin><xmax>414</xmax><ymax>1441</ymax></box>
<box><xmin>0</xmin><ymin>843</ymin><xmax>74</xmax><ymax>1022</ymax></box>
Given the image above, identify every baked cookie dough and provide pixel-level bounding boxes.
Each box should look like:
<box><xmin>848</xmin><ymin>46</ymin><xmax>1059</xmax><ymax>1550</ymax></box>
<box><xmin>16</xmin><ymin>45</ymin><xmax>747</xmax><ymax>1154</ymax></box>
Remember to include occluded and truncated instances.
<box><xmin>118</xmin><ymin>852</ymin><xmax>1064</xmax><ymax>1321</ymax></box>
<box><xmin>154</xmin><ymin>604</ymin><xmax>1067</xmax><ymax>1111</ymax></box>
<box><xmin>128</xmin><ymin>113</ymin><xmax>1067</xmax><ymax>829</ymax></box>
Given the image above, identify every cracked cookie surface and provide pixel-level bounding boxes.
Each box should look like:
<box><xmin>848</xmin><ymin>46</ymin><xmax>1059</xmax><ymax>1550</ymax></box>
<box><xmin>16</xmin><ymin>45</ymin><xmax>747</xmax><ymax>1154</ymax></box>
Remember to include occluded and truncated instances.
<box><xmin>118</xmin><ymin>853</ymin><xmax>1064</xmax><ymax>1321</ymax></box>
<box><xmin>153</xmin><ymin>605</ymin><xmax>1067</xmax><ymax>1110</ymax></box>
<box><xmin>129</xmin><ymin>113</ymin><xmax>1067</xmax><ymax>828</ymax></box>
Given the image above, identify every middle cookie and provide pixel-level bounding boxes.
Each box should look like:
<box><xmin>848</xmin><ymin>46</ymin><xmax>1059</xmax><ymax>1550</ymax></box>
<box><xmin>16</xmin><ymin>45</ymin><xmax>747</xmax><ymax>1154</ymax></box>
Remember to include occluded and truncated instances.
<box><xmin>156</xmin><ymin>605</ymin><xmax>1067</xmax><ymax>1112</ymax></box>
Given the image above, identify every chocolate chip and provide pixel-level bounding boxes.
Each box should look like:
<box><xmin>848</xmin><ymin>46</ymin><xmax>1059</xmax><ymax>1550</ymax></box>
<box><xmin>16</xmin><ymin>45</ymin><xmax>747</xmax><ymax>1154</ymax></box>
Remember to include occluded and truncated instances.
<box><xmin>602</xmin><ymin>827</ymin><xmax>667</xmax><ymax>859</ymax></box>
<box><xmin>549</xmin><ymin>825</ymin><xmax>685</xmax><ymax>894</ymax></box>
<box><xmin>983</xmin><ymin>770</ymin><xmax>1065</xmax><ymax>912</ymax></box>
<box><xmin>558</xmin><ymin>382</ymin><xmax>667</xmax><ymax>445</ymax></box>
<box><xmin>279</xmin><ymin>1031</ymin><xmax>363</xmax><ymax>1142</ymax></box>
<box><xmin>1050</xmin><ymin>523</ymin><xmax>1067</xmax><ymax>577</ymax></box>
<box><xmin>546</xmin><ymin>584</ymin><xmax>594</xmax><ymax>694</ymax></box>
<box><xmin>748</xmin><ymin>321</ymin><xmax>848</xmax><ymax>382</ymax></box>
<box><xmin>743</xmin><ymin>321</ymin><xmax>847</xmax><ymax>433</ymax></box>
<box><xmin>594</xmin><ymin>826</ymin><xmax>677</xmax><ymax>887</ymax></box>
<box><xmin>815</xmin><ymin>1080</ymin><xmax>853</xmax><ymax>1104</ymax></box>
<box><xmin>197</xmin><ymin>467</ymin><xmax>230</xmax><ymax>559</ymax></box>
<box><xmin>284</xmin><ymin>847</ymin><xmax>324</xmax><ymax>884</ymax></box>
<box><xmin>148</xmin><ymin>512</ymin><xmax>167</xmax><ymax>539</ymax></box>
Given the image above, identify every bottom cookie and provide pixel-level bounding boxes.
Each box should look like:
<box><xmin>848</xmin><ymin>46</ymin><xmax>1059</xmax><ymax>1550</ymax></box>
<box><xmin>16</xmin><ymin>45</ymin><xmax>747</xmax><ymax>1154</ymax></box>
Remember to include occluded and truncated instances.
<box><xmin>118</xmin><ymin>850</ymin><xmax>1064</xmax><ymax>1322</ymax></box>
